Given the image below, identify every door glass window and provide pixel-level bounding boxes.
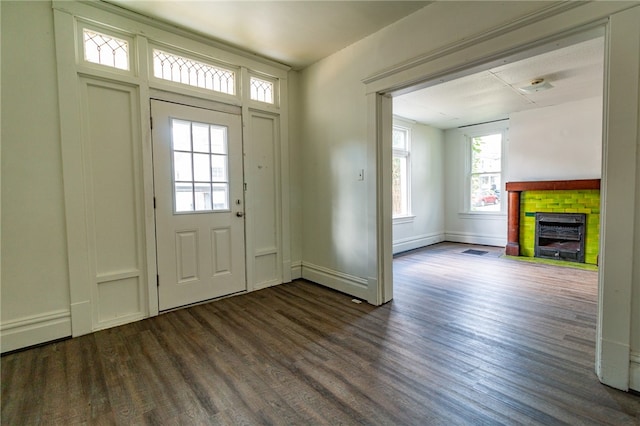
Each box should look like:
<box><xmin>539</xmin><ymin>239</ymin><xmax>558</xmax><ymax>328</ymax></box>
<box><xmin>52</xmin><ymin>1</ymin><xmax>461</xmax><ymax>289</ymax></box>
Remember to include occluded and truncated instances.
<box><xmin>171</xmin><ymin>119</ymin><xmax>229</xmax><ymax>212</ymax></box>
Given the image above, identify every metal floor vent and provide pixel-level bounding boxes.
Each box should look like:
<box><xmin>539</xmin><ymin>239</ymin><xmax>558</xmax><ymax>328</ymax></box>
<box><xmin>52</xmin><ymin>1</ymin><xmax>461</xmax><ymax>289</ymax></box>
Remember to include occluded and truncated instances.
<box><xmin>462</xmin><ymin>249</ymin><xmax>489</xmax><ymax>255</ymax></box>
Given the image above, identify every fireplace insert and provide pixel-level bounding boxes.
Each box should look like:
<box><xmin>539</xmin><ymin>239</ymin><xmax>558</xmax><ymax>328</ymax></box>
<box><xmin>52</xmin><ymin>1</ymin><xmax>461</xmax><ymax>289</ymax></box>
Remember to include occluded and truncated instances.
<box><xmin>535</xmin><ymin>212</ymin><xmax>586</xmax><ymax>263</ymax></box>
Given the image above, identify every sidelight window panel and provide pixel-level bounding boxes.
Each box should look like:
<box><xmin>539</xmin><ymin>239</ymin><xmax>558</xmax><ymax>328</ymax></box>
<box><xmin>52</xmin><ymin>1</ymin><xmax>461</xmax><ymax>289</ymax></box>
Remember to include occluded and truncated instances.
<box><xmin>193</xmin><ymin>154</ymin><xmax>211</xmax><ymax>181</ymax></box>
<box><xmin>173</xmin><ymin>152</ymin><xmax>192</xmax><ymax>181</ymax></box>
<box><xmin>172</xmin><ymin>120</ymin><xmax>191</xmax><ymax>151</ymax></box>
<box><xmin>210</xmin><ymin>127</ymin><xmax>227</xmax><ymax>154</ymax></box>
<box><xmin>192</xmin><ymin>123</ymin><xmax>210</xmax><ymax>153</ymax></box>
<box><xmin>212</xmin><ymin>184</ymin><xmax>229</xmax><ymax>210</ymax></box>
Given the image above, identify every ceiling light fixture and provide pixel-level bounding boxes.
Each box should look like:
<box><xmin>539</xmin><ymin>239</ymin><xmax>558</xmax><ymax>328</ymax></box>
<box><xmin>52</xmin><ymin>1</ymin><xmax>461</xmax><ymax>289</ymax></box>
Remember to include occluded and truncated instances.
<box><xmin>518</xmin><ymin>78</ymin><xmax>553</xmax><ymax>94</ymax></box>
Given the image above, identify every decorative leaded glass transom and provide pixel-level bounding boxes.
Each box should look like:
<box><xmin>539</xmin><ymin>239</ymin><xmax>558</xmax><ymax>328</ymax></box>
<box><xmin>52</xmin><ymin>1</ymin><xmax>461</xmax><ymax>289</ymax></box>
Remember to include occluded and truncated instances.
<box><xmin>153</xmin><ymin>49</ymin><xmax>235</xmax><ymax>95</ymax></box>
<box><xmin>249</xmin><ymin>76</ymin><xmax>274</xmax><ymax>104</ymax></box>
<box><xmin>83</xmin><ymin>29</ymin><xmax>129</xmax><ymax>70</ymax></box>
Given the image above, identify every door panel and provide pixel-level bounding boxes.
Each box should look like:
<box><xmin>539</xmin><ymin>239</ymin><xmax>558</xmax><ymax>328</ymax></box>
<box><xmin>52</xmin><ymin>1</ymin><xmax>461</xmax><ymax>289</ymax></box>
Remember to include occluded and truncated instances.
<box><xmin>151</xmin><ymin>100</ymin><xmax>246</xmax><ymax>311</ymax></box>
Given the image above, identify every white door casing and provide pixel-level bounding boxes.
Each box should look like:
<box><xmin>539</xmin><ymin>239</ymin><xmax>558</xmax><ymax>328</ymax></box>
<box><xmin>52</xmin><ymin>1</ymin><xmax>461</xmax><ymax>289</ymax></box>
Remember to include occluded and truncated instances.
<box><xmin>151</xmin><ymin>100</ymin><xmax>246</xmax><ymax>311</ymax></box>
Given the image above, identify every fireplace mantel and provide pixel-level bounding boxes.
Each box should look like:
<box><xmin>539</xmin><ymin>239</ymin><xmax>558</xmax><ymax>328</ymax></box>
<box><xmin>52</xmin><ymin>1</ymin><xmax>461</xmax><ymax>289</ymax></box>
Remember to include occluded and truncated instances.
<box><xmin>505</xmin><ymin>179</ymin><xmax>601</xmax><ymax>256</ymax></box>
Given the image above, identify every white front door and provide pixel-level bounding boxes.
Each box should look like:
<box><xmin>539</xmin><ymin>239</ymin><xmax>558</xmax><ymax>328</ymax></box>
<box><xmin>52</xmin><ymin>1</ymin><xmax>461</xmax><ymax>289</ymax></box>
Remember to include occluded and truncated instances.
<box><xmin>151</xmin><ymin>100</ymin><xmax>246</xmax><ymax>311</ymax></box>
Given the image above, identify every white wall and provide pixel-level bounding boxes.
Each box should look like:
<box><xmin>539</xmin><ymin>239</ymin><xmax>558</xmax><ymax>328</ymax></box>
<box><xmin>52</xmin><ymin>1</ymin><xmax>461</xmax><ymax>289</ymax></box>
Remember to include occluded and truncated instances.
<box><xmin>299</xmin><ymin>1</ymin><xmax>550</xmax><ymax>292</ymax></box>
<box><xmin>392</xmin><ymin>118</ymin><xmax>445</xmax><ymax>254</ymax></box>
<box><xmin>299</xmin><ymin>46</ymin><xmax>370</xmax><ymax>289</ymax></box>
<box><xmin>507</xmin><ymin>97</ymin><xmax>602</xmax><ymax>181</ymax></box>
<box><xmin>1</xmin><ymin>1</ymin><xmax>72</xmax><ymax>348</ymax></box>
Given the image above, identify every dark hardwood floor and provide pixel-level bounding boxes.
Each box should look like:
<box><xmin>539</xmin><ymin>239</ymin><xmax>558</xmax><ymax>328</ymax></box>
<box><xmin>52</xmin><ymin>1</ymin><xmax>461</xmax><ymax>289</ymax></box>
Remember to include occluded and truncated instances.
<box><xmin>2</xmin><ymin>242</ymin><xmax>639</xmax><ymax>425</ymax></box>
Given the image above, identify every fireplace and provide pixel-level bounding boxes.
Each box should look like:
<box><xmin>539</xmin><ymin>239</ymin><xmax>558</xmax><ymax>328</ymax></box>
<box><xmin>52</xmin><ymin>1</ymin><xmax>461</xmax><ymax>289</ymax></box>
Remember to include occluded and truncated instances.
<box><xmin>535</xmin><ymin>212</ymin><xmax>585</xmax><ymax>263</ymax></box>
<box><xmin>504</xmin><ymin>179</ymin><xmax>600</xmax><ymax>264</ymax></box>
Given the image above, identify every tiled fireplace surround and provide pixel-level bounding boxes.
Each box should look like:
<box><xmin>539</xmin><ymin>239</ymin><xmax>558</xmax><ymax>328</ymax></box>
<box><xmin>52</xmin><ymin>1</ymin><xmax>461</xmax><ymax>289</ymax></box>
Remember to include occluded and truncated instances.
<box><xmin>505</xmin><ymin>179</ymin><xmax>601</xmax><ymax>265</ymax></box>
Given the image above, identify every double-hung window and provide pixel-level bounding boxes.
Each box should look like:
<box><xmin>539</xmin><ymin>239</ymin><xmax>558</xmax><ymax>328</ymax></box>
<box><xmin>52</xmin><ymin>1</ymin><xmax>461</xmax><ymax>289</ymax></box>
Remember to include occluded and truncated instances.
<box><xmin>469</xmin><ymin>132</ymin><xmax>503</xmax><ymax>212</ymax></box>
<box><xmin>392</xmin><ymin>126</ymin><xmax>411</xmax><ymax>217</ymax></box>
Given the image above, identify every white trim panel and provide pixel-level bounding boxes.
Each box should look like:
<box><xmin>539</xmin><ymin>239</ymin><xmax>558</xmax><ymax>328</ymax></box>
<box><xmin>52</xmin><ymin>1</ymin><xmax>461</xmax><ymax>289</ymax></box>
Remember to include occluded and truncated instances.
<box><xmin>1</xmin><ymin>310</ymin><xmax>72</xmax><ymax>353</ymax></box>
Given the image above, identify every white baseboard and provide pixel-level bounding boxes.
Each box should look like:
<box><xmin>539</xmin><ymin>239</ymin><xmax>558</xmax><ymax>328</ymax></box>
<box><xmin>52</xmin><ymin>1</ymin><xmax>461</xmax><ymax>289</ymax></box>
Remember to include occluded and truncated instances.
<box><xmin>444</xmin><ymin>232</ymin><xmax>506</xmax><ymax>247</ymax></box>
<box><xmin>629</xmin><ymin>352</ymin><xmax>640</xmax><ymax>392</ymax></box>
<box><xmin>393</xmin><ymin>232</ymin><xmax>445</xmax><ymax>254</ymax></box>
<box><xmin>597</xmin><ymin>338</ymin><xmax>631</xmax><ymax>391</ymax></box>
<box><xmin>1</xmin><ymin>309</ymin><xmax>72</xmax><ymax>353</ymax></box>
<box><xmin>253</xmin><ymin>278</ymin><xmax>283</xmax><ymax>291</ymax></box>
<box><xmin>282</xmin><ymin>260</ymin><xmax>292</xmax><ymax>283</ymax></box>
<box><xmin>291</xmin><ymin>261</ymin><xmax>302</xmax><ymax>280</ymax></box>
<box><xmin>301</xmin><ymin>262</ymin><xmax>369</xmax><ymax>300</ymax></box>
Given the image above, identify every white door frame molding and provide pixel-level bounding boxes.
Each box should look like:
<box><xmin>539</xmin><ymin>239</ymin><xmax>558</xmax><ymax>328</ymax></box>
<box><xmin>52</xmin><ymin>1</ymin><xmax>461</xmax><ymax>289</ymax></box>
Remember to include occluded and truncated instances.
<box><xmin>596</xmin><ymin>6</ymin><xmax>639</xmax><ymax>391</ymax></box>
<box><xmin>364</xmin><ymin>3</ymin><xmax>639</xmax><ymax>391</ymax></box>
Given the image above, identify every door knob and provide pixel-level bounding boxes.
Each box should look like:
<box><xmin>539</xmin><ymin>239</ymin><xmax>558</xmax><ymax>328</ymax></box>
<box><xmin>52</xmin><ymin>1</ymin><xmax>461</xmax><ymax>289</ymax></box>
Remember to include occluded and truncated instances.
<box><xmin>236</xmin><ymin>212</ymin><xmax>244</xmax><ymax>217</ymax></box>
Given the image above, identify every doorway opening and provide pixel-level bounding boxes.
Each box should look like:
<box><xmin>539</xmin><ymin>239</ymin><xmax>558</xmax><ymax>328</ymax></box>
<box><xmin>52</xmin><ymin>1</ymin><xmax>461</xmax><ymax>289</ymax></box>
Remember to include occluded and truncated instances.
<box><xmin>390</xmin><ymin>32</ymin><xmax>604</xmax><ymax>263</ymax></box>
<box><xmin>383</xmin><ymin>28</ymin><xmax>609</xmax><ymax>385</ymax></box>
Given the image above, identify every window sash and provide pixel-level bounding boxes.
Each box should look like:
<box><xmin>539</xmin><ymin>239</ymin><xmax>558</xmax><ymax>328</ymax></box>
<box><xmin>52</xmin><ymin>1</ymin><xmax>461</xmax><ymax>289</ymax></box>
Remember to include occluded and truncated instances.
<box><xmin>392</xmin><ymin>150</ymin><xmax>410</xmax><ymax>217</ymax></box>
<box><xmin>249</xmin><ymin>76</ymin><xmax>275</xmax><ymax>104</ymax></box>
<box><xmin>468</xmin><ymin>132</ymin><xmax>503</xmax><ymax>212</ymax></box>
<box><xmin>81</xmin><ymin>28</ymin><xmax>130</xmax><ymax>71</ymax></box>
<box><xmin>152</xmin><ymin>49</ymin><xmax>236</xmax><ymax>96</ymax></box>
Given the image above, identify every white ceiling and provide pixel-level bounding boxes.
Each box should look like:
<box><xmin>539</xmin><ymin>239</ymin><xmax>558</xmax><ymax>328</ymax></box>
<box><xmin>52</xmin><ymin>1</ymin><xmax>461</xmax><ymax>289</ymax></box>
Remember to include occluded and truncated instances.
<box><xmin>106</xmin><ymin>0</ymin><xmax>430</xmax><ymax>69</ymax></box>
<box><xmin>105</xmin><ymin>1</ymin><xmax>603</xmax><ymax>130</ymax></box>
<box><xmin>394</xmin><ymin>36</ymin><xmax>605</xmax><ymax>129</ymax></box>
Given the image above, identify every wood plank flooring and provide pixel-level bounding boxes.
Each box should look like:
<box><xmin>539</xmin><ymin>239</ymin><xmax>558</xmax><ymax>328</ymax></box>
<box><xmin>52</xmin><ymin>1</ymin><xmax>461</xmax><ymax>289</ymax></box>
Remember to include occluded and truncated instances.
<box><xmin>2</xmin><ymin>242</ymin><xmax>639</xmax><ymax>424</ymax></box>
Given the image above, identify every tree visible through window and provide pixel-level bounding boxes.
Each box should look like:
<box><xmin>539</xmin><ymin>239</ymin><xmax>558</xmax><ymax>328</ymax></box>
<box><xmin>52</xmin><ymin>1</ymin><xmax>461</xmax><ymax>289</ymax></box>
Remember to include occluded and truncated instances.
<box><xmin>470</xmin><ymin>133</ymin><xmax>502</xmax><ymax>212</ymax></box>
<box><xmin>392</xmin><ymin>126</ymin><xmax>410</xmax><ymax>217</ymax></box>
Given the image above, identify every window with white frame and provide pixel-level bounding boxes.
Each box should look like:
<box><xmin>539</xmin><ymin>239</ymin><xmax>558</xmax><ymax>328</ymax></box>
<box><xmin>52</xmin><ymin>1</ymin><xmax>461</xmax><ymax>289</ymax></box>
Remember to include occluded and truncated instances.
<box><xmin>82</xmin><ymin>29</ymin><xmax>129</xmax><ymax>70</ymax></box>
<box><xmin>392</xmin><ymin>126</ymin><xmax>411</xmax><ymax>217</ymax></box>
<box><xmin>152</xmin><ymin>49</ymin><xmax>235</xmax><ymax>95</ymax></box>
<box><xmin>171</xmin><ymin>118</ymin><xmax>230</xmax><ymax>213</ymax></box>
<box><xmin>250</xmin><ymin>76</ymin><xmax>275</xmax><ymax>104</ymax></box>
<box><xmin>469</xmin><ymin>132</ymin><xmax>503</xmax><ymax>212</ymax></box>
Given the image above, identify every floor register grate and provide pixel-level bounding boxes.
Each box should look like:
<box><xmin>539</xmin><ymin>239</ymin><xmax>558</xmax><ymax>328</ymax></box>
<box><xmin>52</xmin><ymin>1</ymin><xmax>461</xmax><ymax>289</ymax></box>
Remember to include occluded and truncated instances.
<box><xmin>462</xmin><ymin>249</ymin><xmax>489</xmax><ymax>256</ymax></box>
